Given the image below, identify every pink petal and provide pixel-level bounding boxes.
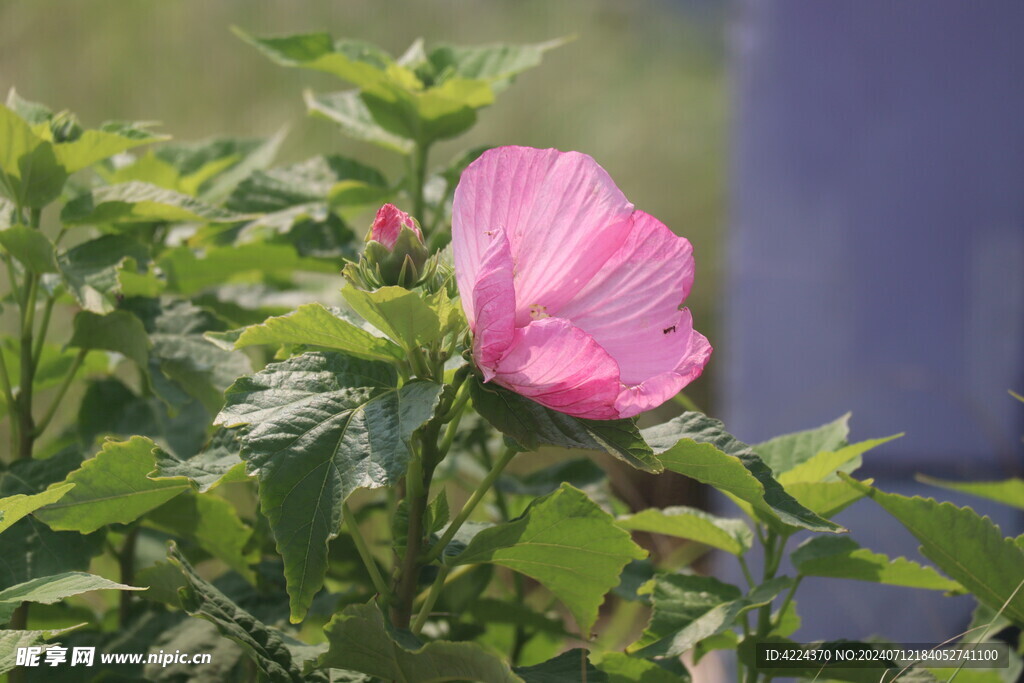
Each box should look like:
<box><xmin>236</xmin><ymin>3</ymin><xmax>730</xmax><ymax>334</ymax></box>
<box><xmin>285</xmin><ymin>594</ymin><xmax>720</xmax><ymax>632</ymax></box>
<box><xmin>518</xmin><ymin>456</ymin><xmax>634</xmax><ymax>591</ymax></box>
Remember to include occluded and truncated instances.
<box><xmin>471</xmin><ymin>231</ymin><xmax>516</xmax><ymax>380</ymax></box>
<box><xmin>614</xmin><ymin>324</ymin><xmax>712</xmax><ymax>418</ymax></box>
<box><xmin>489</xmin><ymin>317</ymin><xmax>621</xmax><ymax>419</ymax></box>
<box><xmin>558</xmin><ymin>211</ymin><xmax>703</xmax><ymax>385</ymax></box>
<box><xmin>453</xmin><ymin>146</ymin><xmax>635</xmax><ymax>327</ymax></box>
<box><xmin>371</xmin><ymin>203</ymin><xmax>421</xmax><ymax>250</ymax></box>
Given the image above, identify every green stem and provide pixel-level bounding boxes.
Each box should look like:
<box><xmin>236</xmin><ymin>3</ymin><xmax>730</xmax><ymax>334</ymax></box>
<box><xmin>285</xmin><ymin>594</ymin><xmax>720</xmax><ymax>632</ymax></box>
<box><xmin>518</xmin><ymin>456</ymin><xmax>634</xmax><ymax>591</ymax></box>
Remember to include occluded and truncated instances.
<box><xmin>3</xmin><ymin>253</ymin><xmax>21</xmax><ymax>304</ymax></box>
<box><xmin>31</xmin><ymin>294</ymin><xmax>56</xmax><ymax>372</ymax></box>
<box><xmin>738</xmin><ymin>555</ymin><xmax>755</xmax><ymax>589</ymax></box>
<box><xmin>16</xmin><ymin>273</ymin><xmax>37</xmax><ymax>460</ymax></box>
<box><xmin>34</xmin><ymin>348</ymin><xmax>86</xmax><ymax>438</ymax></box>
<box><xmin>423</xmin><ymin>446</ymin><xmax>517</xmax><ymax>564</ymax></box>
<box><xmin>671</xmin><ymin>391</ymin><xmax>703</xmax><ymax>414</ymax></box>
<box><xmin>343</xmin><ymin>502</ymin><xmax>392</xmax><ymax>601</ymax></box>
<box><xmin>411</xmin><ymin>565</ymin><xmax>448</xmax><ymax>635</ymax></box>
<box><xmin>119</xmin><ymin>527</ymin><xmax>139</xmax><ymax>628</ymax></box>
<box><xmin>391</xmin><ymin>451</ymin><xmax>429</xmax><ymax>629</ymax></box>
<box><xmin>773</xmin><ymin>576</ymin><xmax>801</xmax><ymax>629</ymax></box>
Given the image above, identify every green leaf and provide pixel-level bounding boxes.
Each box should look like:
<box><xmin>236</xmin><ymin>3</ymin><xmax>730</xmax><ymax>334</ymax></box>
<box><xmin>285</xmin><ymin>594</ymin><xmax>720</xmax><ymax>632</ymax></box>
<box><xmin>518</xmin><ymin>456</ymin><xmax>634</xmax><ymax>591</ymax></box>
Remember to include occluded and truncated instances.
<box><xmin>150</xmin><ymin>429</ymin><xmax>247</xmax><ymax>493</ymax></box>
<box><xmin>498</xmin><ymin>458</ymin><xmax>606</xmax><ymax>497</ymax></box>
<box><xmin>752</xmin><ymin>413</ymin><xmax>851</xmax><ymax>475</ymax></box>
<box><xmin>0</xmin><ymin>516</ymin><xmax>105</xmax><ymax>590</ymax></box>
<box><xmin>157</xmin><ymin>242</ymin><xmax>337</xmax><ymax>295</ymax></box>
<box><xmin>0</xmin><ymin>572</ymin><xmax>142</xmax><ymax>623</ymax></box>
<box><xmin>617</xmin><ymin>506</ymin><xmax>753</xmax><ymax>556</ymax></box>
<box><xmin>643</xmin><ymin>413</ymin><xmax>841</xmax><ymax>532</ymax></box>
<box><xmin>777</xmin><ymin>434</ymin><xmax>901</xmax><ymax>485</ymax></box>
<box><xmin>427</xmin><ymin>38</ymin><xmax>568</xmax><ymax>93</ymax></box>
<box><xmin>596</xmin><ymin>652</ymin><xmax>687</xmax><ymax>683</ymax></box>
<box><xmin>0</xmin><ymin>484</ymin><xmax>74</xmax><ymax>535</ymax></box>
<box><xmin>342</xmin><ymin>285</ymin><xmax>445</xmax><ymax>349</ymax></box>
<box><xmin>916</xmin><ymin>476</ymin><xmax>1024</xmax><ymax>511</ymax></box>
<box><xmin>784</xmin><ymin>478</ymin><xmax>874</xmax><ymax>519</ymax></box>
<box><xmin>516</xmin><ymin>649</ymin><xmax>609</xmax><ymax>682</ymax></box>
<box><xmin>0</xmin><ymin>625</ymin><xmax>82</xmax><ymax>675</ymax></box>
<box><xmin>226</xmin><ymin>154</ymin><xmax>386</xmax><ymax>213</ymax></box>
<box><xmin>61</xmin><ymin>181</ymin><xmax>250</xmax><ymax>225</ymax></box>
<box><xmin>207</xmin><ymin>302</ymin><xmax>403</xmax><ymax>363</ymax></box>
<box><xmin>0</xmin><ymin>103</ymin><xmax>67</xmax><ymax>208</ymax></box>
<box><xmin>167</xmin><ymin>543</ymin><xmax>318</xmax><ymax>683</ymax></box>
<box><xmin>631</xmin><ymin>574</ymin><xmax>791</xmax><ymax>657</ymax></box>
<box><xmin>34</xmin><ymin>436</ymin><xmax>192</xmax><ymax>534</ymax></box>
<box><xmin>145</xmin><ymin>492</ymin><xmax>256</xmax><ymax>583</ymax></box>
<box><xmin>842</xmin><ymin>475</ymin><xmax>1024</xmax><ymax>626</ymax></box>
<box><xmin>318</xmin><ymin>601</ymin><xmax>521</xmax><ymax>682</ymax></box>
<box><xmin>792</xmin><ymin>536</ymin><xmax>963</xmax><ymax>591</ymax></box>
<box><xmin>0</xmin><ymin>224</ymin><xmax>57</xmax><ymax>272</ymax></box>
<box><xmin>58</xmin><ymin>233</ymin><xmax>149</xmax><ymax>313</ymax></box>
<box><xmin>216</xmin><ymin>352</ymin><xmax>442</xmax><ymax>622</ymax></box>
<box><xmin>471</xmin><ymin>378</ymin><xmax>662</xmax><ymax>473</ymax></box>
<box><xmin>53</xmin><ymin>124</ymin><xmax>168</xmax><ymax>173</ymax></box>
<box><xmin>451</xmin><ymin>483</ymin><xmax>646</xmax><ymax>633</ymax></box>
<box><xmin>69</xmin><ymin>309</ymin><xmax>151</xmax><ymax>369</ymax></box>
<box><xmin>305</xmin><ymin>89</ymin><xmax>414</xmax><ymax>154</ymax></box>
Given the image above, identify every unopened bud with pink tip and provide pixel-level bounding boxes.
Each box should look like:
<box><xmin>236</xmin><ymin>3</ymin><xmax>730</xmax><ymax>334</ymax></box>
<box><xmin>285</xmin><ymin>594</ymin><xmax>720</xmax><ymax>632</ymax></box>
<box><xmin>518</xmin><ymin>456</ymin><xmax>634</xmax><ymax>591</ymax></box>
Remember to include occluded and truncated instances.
<box><xmin>344</xmin><ymin>203</ymin><xmax>437</xmax><ymax>290</ymax></box>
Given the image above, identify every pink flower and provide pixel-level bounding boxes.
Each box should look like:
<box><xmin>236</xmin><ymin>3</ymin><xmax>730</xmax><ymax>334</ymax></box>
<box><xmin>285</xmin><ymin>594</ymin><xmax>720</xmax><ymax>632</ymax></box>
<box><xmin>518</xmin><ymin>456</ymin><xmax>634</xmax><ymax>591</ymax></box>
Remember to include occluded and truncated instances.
<box><xmin>370</xmin><ymin>203</ymin><xmax>423</xmax><ymax>250</ymax></box>
<box><xmin>453</xmin><ymin>146</ymin><xmax>712</xmax><ymax>419</ymax></box>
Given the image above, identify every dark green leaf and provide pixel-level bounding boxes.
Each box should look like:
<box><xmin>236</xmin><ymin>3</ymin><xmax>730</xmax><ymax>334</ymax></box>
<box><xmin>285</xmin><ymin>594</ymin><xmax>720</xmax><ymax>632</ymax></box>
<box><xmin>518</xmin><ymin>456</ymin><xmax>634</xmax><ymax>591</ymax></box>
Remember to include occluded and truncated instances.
<box><xmin>451</xmin><ymin>483</ymin><xmax>646</xmax><ymax>632</ymax></box>
<box><xmin>317</xmin><ymin>601</ymin><xmax>521</xmax><ymax>682</ymax></box>
<box><xmin>155</xmin><ymin>131</ymin><xmax>287</xmax><ymax>201</ymax></box>
<box><xmin>58</xmin><ymin>233</ymin><xmax>148</xmax><ymax>313</ymax></box>
<box><xmin>596</xmin><ymin>652</ymin><xmax>688</xmax><ymax>683</ymax></box>
<box><xmin>150</xmin><ymin>429</ymin><xmax>247</xmax><ymax>492</ymax></box>
<box><xmin>515</xmin><ymin>649</ymin><xmax>608</xmax><ymax>683</ymax></box>
<box><xmin>497</xmin><ymin>458</ymin><xmax>606</xmax><ymax>497</ymax></box>
<box><xmin>34</xmin><ymin>436</ymin><xmax>191</xmax><ymax>534</ymax></box>
<box><xmin>842</xmin><ymin>475</ymin><xmax>1024</xmax><ymax>626</ymax></box>
<box><xmin>631</xmin><ymin>574</ymin><xmax>791</xmax><ymax>657</ymax></box>
<box><xmin>792</xmin><ymin>536</ymin><xmax>963</xmax><ymax>591</ymax></box>
<box><xmin>471</xmin><ymin>379</ymin><xmax>661</xmax><ymax>473</ymax></box>
<box><xmin>226</xmin><ymin>154</ymin><xmax>386</xmax><ymax>213</ymax></box>
<box><xmin>61</xmin><ymin>181</ymin><xmax>250</xmax><ymax>225</ymax></box>
<box><xmin>0</xmin><ymin>224</ymin><xmax>57</xmax><ymax>272</ymax></box>
<box><xmin>69</xmin><ymin>309</ymin><xmax>151</xmax><ymax>369</ymax></box>
<box><xmin>0</xmin><ymin>517</ymin><xmax>104</xmax><ymax>590</ymax></box>
<box><xmin>0</xmin><ymin>572</ymin><xmax>142</xmax><ymax>623</ymax></box>
<box><xmin>216</xmin><ymin>352</ymin><xmax>442</xmax><ymax>621</ymax></box>
<box><xmin>643</xmin><ymin>413</ymin><xmax>841</xmax><ymax>532</ymax></box>
<box><xmin>167</xmin><ymin>543</ymin><xmax>319</xmax><ymax>682</ymax></box>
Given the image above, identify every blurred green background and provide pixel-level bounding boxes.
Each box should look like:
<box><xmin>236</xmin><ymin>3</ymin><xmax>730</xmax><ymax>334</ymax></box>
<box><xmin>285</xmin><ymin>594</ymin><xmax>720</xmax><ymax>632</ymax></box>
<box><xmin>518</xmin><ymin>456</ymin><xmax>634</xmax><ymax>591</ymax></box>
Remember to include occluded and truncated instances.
<box><xmin>0</xmin><ymin>0</ymin><xmax>726</xmax><ymax>411</ymax></box>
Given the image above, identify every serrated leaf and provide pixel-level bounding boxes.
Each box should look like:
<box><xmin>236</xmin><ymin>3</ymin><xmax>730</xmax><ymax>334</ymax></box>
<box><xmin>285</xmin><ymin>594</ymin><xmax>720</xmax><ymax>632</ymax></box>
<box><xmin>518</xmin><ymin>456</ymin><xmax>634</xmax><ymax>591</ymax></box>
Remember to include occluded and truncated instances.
<box><xmin>207</xmin><ymin>302</ymin><xmax>403</xmax><ymax>363</ymax></box>
<box><xmin>53</xmin><ymin>124</ymin><xmax>168</xmax><ymax>173</ymax></box>
<box><xmin>777</xmin><ymin>434</ymin><xmax>901</xmax><ymax>485</ymax></box>
<box><xmin>596</xmin><ymin>652</ymin><xmax>687</xmax><ymax>683</ymax></box>
<box><xmin>34</xmin><ymin>436</ymin><xmax>191</xmax><ymax>534</ymax></box>
<box><xmin>617</xmin><ymin>506</ymin><xmax>753</xmax><ymax>556</ymax></box>
<box><xmin>792</xmin><ymin>536</ymin><xmax>963</xmax><ymax>591</ymax></box>
<box><xmin>0</xmin><ymin>103</ymin><xmax>67</xmax><ymax>208</ymax></box>
<box><xmin>643</xmin><ymin>413</ymin><xmax>841</xmax><ymax>532</ymax></box>
<box><xmin>318</xmin><ymin>601</ymin><xmax>521</xmax><ymax>682</ymax></box>
<box><xmin>167</xmin><ymin>543</ymin><xmax>318</xmax><ymax>683</ymax></box>
<box><xmin>69</xmin><ymin>309</ymin><xmax>151</xmax><ymax>369</ymax></box>
<box><xmin>0</xmin><ymin>224</ymin><xmax>57</xmax><ymax>272</ymax></box>
<box><xmin>917</xmin><ymin>476</ymin><xmax>1024</xmax><ymax>511</ymax></box>
<box><xmin>753</xmin><ymin>413</ymin><xmax>851</xmax><ymax>475</ymax></box>
<box><xmin>305</xmin><ymin>89</ymin><xmax>414</xmax><ymax>154</ymax></box>
<box><xmin>61</xmin><ymin>181</ymin><xmax>250</xmax><ymax>225</ymax></box>
<box><xmin>150</xmin><ymin>429</ymin><xmax>247</xmax><ymax>492</ymax></box>
<box><xmin>215</xmin><ymin>352</ymin><xmax>442</xmax><ymax>621</ymax></box>
<box><xmin>785</xmin><ymin>478</ymin><xmax>874</xmax><ymax>519</ymax></box>
<box><xmin>0</xmin><ymin>484</ymin><xmax>74</xmax><ymax>534</ymax></box>
<box><xmin>226</xmin><ymin>154</ymin><xmax>386</xmax><ymax>213</ymax></box>
<box><xmin>471</xmin><ymin>378</ymin><xmax>661</xmax><ymax>473</ymax></box>
<box><xmin>843</xmin><ymin>475</ymin><xmax>1024</xmax><ymax>626</ymax></box>
<box><xmin>342</xmin><ymin>285</ymin><xmax>444</xmax><ymax>350</ymax></box>
<box><xmin>58</xmin><ymin>233</ymin><xmax>148</xmax><ymax>313</ymax></box>
<box><xmin>451</xmin><ymin>483</ymin><xmax>646</xmax><ymax>633</ymax></box>
<box><xmin>631</xmin><ymin>575</ymin><xmax>791</xmax><ymax>658</ymax></box>
<box><xmin>427</xmin><ymin>38</ymin><xmax>568</xmax><ymax>93</ymax></box>
<box><xmin>145</xmin><ymin>492</ymin><xmax>256</xmax><ymax>583</ymax></box>
<box><xmin>0</xmin><ymin>572</ymin><xmax>142</xmax><ymax>623</ymax></box>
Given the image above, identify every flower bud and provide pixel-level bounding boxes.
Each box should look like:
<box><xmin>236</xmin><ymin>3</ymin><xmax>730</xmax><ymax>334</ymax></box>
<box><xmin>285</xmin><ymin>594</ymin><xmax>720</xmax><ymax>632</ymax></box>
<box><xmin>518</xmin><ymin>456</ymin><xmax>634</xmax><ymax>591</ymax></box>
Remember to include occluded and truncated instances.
<box><xmin>362</xmin><ymin>204</ymin><xmax>430</xmax><ymax>287</ymax></box>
